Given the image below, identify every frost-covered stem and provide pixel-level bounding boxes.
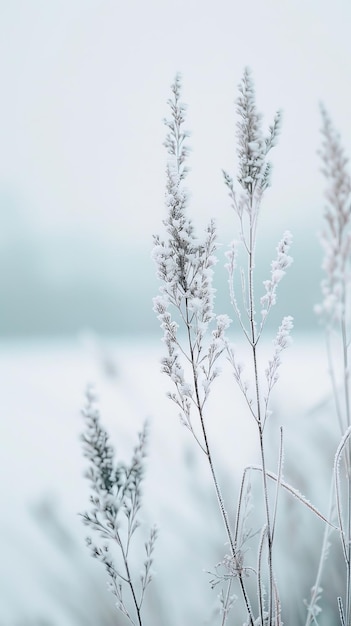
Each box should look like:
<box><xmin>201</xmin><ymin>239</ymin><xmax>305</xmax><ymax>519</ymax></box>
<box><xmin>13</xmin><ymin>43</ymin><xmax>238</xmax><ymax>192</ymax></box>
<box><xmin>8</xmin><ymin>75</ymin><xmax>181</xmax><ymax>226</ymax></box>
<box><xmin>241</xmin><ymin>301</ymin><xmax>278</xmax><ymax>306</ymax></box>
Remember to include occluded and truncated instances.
<box><xmin>341</xmin><ymin>314</ymin><xmax>350</xmax><ymax>431</ymax></box>
<box><xmin>334</xmin><ymin>426</ymin><xmax>351</xmax><ymax>626</ymax></box>
<box><xmin>247</xmin><ymin>197</ymin><xmax>274</xmax><ymax>626</ymax></box>
<box><xmin>305</xmin><ymin>477</ymin><xmax>334</xmax><ymax>626</ymax></box>
<box><xmin>185</xmin><ymin>300</ymin><xmax>255</xmax><ymax>626</ymax></box>
<box><xmin>258</xmin><ymin>424</ymin><xmax>273</xmax><ymax>625</ymax></box>
<box><xmin>347</xmin><ymin>478</ymin><xmax>351</xmax><ymax>626</ymax></box>
<box><xmin>271</xmin><ymin>427</ymin><xmax>283</xmax><ymax>545</ymax></box>
<box><xmin>257</xmin><ymin>524</ymin><xmax>268</xmax><ymax>624</ymax></box>
<box><xmin>335</xmin><ymin>445</ymin><xmax>350</xmax><ymax>564</ymax></box>
<box><xmin>234</xmin><ymin>468</ymin><xmax>249</xmax><ymax>548</ymax></box>
<box><xmin>252</xmin><ymin>314</ymin><xmax>274</xmax><ymax>626</ymax></box>
<box><xmin>339</xmin><ymin>597</ymin><xmax>346</xmax><ymax>626</ymax></box>
<box><xmin>221</xmin><ymin>578</ymin><xmax>233</xmax><ymax>626</ymax></box>
<box><xmin>344</xmin><ymin>336</ymin><xmax>351</xmax><ymax>626</ymax></box>
<box><xmin>117</xmin><ymin>531</ymin><xmax>143</xmax><ymax>626</ymax></box>
<box><xmin>340</xmin><ymin>299</ymin><xmax>351</xmax><ymax>625</ymax></box>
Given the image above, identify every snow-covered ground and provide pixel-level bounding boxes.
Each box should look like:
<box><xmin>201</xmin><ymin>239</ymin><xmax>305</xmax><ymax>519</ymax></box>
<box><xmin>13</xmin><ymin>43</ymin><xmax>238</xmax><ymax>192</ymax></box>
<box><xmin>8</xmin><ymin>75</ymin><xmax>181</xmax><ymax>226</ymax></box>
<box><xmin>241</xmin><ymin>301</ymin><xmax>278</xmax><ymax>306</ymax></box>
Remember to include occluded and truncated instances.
<box><xmin>0</xmin><ymin>332</ymin><xmax>342</xmax><ymax>625</ymax></box>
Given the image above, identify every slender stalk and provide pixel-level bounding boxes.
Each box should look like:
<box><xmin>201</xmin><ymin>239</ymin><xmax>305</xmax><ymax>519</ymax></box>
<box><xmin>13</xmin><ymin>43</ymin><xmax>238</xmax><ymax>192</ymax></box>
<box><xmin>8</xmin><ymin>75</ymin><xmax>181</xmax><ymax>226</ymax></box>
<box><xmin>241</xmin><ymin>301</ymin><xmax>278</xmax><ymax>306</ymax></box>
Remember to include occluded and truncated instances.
<box><xmin>257</xmin><ymin>525</ymin><xmax>268</xmax><ymax>622</ymax></box>
<box><xmin>185</xmin><ymin>300</ymin><xmax>255</xmax><ymax>626</ymax></box>
<box><xmin>258</xmin><ymin>424</ymin><xmax>273</xmax><ymax>625</ymax></box>
<box><xmin>271</xmin><ymin>427</ymin><xmax>284</xmax><ymax>545</ymax></box>
<box><xmin>326</xmin><ymin>330</ymin><xmax>345</xmax><ymax>438</ymax></box>
<box><xmin>347</xmin><ymin>477</ymin><xmax>351</xmax><ymax>626</ymax></box>
<box><xmin>221</xmin><ymin>578</ymin><xmax>233</xmax><ymax>626</ymax></box>
<box><xmin>117</xmin><ymin>531</ymin><xmax>143</xmax><ymax>626</ymax></box>
<box><xmin>341</xmin><ymin>301</ymin><xmax>351</xmax><ymax>625</ymax></box>
<box><xmin>341</xmin><ymin>314</ymin><xmax>350</xmax><ymax>431</ymax></box>
<box><xmin>247</xmin><ymin>198</ymin><xmax>274</xmax><ymax>625</ymax></box>
<box><xmin>339</xmin><ymin>597</ymin><xmax>346</xmax><ymax>626</ymax></box>
<box><xmin>305</xmin><ymin>478</ymin><xmax>334</xmax><ymax>626</ymax></box>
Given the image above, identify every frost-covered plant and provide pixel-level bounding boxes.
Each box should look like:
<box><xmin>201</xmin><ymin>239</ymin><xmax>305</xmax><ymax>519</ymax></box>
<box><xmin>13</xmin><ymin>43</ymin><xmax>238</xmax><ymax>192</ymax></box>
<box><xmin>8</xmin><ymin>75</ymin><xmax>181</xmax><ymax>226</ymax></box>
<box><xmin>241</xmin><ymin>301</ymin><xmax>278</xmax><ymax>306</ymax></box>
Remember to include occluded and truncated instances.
<box><xmin>152</xmin><ymin>73</ymin><xmax>253</xmax><ymax>621</ymax></box>
<box><xmin>80</xmin><ymin>385</ymin><xmax>157</xmax><ymax>626</ymax></box>
<box><xmin>220</xmin><ymin>68</ymin><xmax>294</xmax><ymax>626</ymax></box>
<box><xmin>308</xmin><ymin>108</ymin><xmax>351</xmax><ymax>626</ymax></box>
<box><xmin>153</xmin><ymin>70</ymin><xmax>328</xmax><ymax>626</ymax></box>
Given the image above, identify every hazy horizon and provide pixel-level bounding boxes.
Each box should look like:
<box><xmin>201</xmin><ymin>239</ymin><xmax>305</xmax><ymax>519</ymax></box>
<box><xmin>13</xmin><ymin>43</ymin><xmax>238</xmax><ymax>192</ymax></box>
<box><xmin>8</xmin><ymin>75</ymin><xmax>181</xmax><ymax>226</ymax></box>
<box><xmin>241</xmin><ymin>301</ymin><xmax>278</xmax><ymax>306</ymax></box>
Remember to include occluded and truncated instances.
<box><xmin>1</xmin><ymin>0</ymin><xmax>349</xmax><ymax>336</ymax></box>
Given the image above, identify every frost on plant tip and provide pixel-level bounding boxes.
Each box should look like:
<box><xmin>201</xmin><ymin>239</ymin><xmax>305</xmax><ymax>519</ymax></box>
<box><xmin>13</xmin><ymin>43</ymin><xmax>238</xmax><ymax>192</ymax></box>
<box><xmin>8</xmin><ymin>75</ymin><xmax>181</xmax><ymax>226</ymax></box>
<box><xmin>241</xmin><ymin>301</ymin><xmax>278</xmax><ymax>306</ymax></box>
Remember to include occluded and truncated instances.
<box><xmin>224</xmin><ymin>66</ymin><xmax>282</xmax><ymax>220</ymax></box>
<box><xmin>236</xmin><ymin>67</ymin><xmax>282</xmax><ymax>194</ymax></box>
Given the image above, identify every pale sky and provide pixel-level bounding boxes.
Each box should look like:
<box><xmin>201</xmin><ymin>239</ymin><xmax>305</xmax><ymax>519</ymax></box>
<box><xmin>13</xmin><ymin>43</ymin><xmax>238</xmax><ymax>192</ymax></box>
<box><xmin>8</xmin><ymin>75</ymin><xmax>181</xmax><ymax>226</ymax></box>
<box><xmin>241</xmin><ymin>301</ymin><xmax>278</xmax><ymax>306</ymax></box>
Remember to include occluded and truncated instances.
<box><xmin>1</xmin><ymin>0</ymin><xmax>351</xmax><ymax>334</ymax></box>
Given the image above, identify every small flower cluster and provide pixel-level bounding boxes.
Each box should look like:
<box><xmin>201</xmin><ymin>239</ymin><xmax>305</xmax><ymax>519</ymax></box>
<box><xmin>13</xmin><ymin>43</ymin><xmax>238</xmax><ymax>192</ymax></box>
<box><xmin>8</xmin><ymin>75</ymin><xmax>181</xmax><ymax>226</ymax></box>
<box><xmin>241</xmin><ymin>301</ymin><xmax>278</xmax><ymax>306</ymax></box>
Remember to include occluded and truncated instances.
<box><xmin>163</xmin><ymin>73</ymin><xmax>190</xmax><ymax>181</ymax></box>
<box><xmin>223</xmin><ymin>70</ymin><xmax>291</xmax><ymax>364</ymax></box>
<box><xmin>265</xmin><ymin>316</ymin><xmax>294</xmax><ymax>396</ymax></box>
<box><xmin>316</xmin><ymin>106</ymin><xmax>351</xmax><ymax>326</ymax></box>
<box><xmin>261</xmin><ymin>231</ymin><xmax>293</xmax><ymax>322</ymax></box>
<box><xmin>223</xmin><ymin>67</ymin><xmax>282</xmax><ymax>221</ymax></box>
<box><xmin>236</xmin><ymin>67</ymin><xmax>281</xmax><ymax>194</ymax></box>
<box><xmin>80</xmin><ymin>385</ymin><xmax>156</xmax><ymax>625</ymax></box>
<box><xmin>222</xmin><ymin>71</ymin><xmax>293</xmax><ymax>438</ymax></box>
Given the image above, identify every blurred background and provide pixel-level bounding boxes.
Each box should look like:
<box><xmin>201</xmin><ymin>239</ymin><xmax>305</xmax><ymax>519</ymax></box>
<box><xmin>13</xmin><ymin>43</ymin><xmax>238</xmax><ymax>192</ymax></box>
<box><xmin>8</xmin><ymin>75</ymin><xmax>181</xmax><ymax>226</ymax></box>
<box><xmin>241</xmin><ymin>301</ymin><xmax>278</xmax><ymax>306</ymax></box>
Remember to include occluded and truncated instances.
<box><xmin>1</xmin><ymin>0</ymin><xmax>351</xmax><ymax>624</ymax></box>
<box><xmin>2</xmin><ymin>0</ymin><xmax>351</xmax><ymax>338</ymax></box>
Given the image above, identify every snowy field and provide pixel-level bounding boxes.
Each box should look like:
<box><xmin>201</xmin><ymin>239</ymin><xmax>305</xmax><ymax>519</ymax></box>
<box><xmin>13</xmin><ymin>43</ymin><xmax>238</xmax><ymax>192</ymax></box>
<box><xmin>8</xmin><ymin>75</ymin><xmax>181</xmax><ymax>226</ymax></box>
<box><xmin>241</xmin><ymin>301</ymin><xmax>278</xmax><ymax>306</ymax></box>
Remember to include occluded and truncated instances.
<box><xmin>0</xmin><ymin>332</ymin><xmax>343</xmax><ymax>625</ymax></box>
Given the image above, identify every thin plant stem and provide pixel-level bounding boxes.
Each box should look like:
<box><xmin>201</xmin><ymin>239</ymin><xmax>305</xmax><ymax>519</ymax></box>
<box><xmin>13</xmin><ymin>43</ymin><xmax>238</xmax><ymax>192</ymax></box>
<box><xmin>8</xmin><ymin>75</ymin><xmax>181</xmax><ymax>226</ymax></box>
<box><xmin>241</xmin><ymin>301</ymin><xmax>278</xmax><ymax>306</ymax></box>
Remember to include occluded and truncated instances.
<box><xmin>305</xmin><ymin>477</ymin><xmax>335</xmax><ymax>626</ymax></box>
<box><xmin>221</xmin><ymin>577</ymin><xmax>233</xmax><ymax>626</ymax></box>
<box><xmin>185</xmin><ymin>300</ymin><xmax>255</xmax><ymax>626</ymax></box>
<box><xmin>258</xmin><ymin>424</ymin><xmax>273</xmax><ymax>625</ymax></box>
<box><xmin>247</xmin><ymin>192</ymin><xmax>274</xmax><ymax>625</ymax></box>
<box><xmin>257</xmin><ymin>524</ymin><xmax>268</xmax><ymax>624</ymax></box>
<box><xmin>271</xmin><ymin>427</ymin><xmax>284</xmax><ymax>545</ymax></box>
<box><xmin>339</xmin><ymin>597</ymin><xmax>346</xmax><ymax>626</ymax></box>
<box><xmin>340</xmin><ymin>306</ymin><xmax>351</xmax><ymax>625</ymax></box>
<box><xmin>117</xmin><ymin>532</ymin><xmax>143</xmax><ymax>626</ymax></box>
<box><xmin>326</xmin><ymin>330</ymin><xmax>345</xmax><ymax>436</ymax></box>
<box><xmin>334</xmin><ymin>427</ymin><xmax>351</xmax><ymax>565</ymax></box>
